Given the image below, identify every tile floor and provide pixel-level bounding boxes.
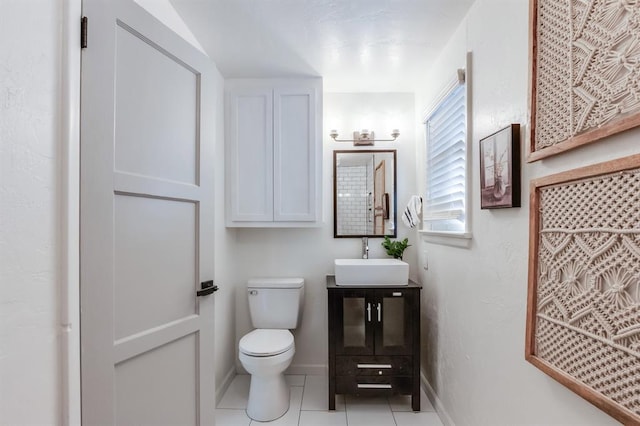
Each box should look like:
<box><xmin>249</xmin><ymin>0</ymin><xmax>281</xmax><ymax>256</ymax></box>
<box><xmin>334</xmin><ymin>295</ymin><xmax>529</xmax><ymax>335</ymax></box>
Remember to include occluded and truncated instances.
<box><xmin>216</xmin><ymin>374</ymin><xmax>444</xmax><ymax>426</ymax></box>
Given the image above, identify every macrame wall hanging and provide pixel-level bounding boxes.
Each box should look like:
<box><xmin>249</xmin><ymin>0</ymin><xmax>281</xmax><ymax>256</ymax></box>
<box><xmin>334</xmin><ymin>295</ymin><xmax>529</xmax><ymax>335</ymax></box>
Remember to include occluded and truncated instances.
<box><xmin>526</xmin><ymin>154</ymin><xmax>640</xmax><ymax>423</ymax></box>
<box><xmin>529</xmin><ymin>0</ymin><xmax>640</xmax><ymax>161</ymax></box>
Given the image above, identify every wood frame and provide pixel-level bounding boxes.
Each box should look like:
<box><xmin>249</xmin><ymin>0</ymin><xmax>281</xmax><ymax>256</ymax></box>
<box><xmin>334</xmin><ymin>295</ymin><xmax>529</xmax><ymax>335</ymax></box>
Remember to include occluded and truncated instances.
<box><xmin>333</xmin><ymin>150</ymin><xmax>397</xmax><ymax>238</ymax></box>
<box><xmin>528</xmin><ymin>0</ymin><xmax>640</xmax><ymax>162</ymax></box>
<box><xmin>526</xmin><ymin>154</ymin><xmax>640</xmax><ymax>424</ymax></box>
<box><xmin>479</xmin><ymin>124</ymin><xmax>521</xmax><ymax>209</ymax></box>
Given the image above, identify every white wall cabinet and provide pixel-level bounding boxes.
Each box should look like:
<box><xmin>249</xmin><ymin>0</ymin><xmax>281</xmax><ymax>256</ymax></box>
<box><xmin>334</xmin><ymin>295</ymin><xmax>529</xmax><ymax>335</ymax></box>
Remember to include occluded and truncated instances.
<box><xmin>225</xmin><ymin>79</ymin><xmax>322</xmax><ymax>227</ymax></box>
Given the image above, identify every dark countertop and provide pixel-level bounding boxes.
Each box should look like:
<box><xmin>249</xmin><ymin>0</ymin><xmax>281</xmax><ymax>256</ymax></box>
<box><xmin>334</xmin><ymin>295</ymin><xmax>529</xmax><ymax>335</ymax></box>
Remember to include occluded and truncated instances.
<box><xmin>326</xmin><ymin>274</ymin><xmax>422</xmax><ymax>289</ymax></box>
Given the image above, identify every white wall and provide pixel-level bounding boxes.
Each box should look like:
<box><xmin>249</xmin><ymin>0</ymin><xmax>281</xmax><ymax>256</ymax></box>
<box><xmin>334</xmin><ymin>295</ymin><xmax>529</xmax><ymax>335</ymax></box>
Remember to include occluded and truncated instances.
<box><xmin>0</xmin><ymin>1</ymin><xmax>63</xmax><ymax>422</ymax></box>
<box><xmin>211</xmin><ymin>68</ymin><xmax>238</xmax><ymax>400</ymax></box>
<box><xmin>134</xmin><ymin>0</ymin><xmax>205</xmax><ymax>54</ymax></box>
<box><xmin>415</xmin><ymin>0</ymin><xmax>638</xmax><ymax>424</ymax></box>
<box><xmin>233</xmin><ymin>92</ymin><xmax>419</xmax><ymax>373</ymax></box>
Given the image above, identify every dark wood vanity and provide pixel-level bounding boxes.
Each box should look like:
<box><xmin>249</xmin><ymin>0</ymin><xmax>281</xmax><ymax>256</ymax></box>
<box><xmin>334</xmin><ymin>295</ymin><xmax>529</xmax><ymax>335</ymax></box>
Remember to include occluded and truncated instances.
<box><xmin>326</xmin><ymin>275</ymin><xmax>422</xmax><ymax>411</ymax></box>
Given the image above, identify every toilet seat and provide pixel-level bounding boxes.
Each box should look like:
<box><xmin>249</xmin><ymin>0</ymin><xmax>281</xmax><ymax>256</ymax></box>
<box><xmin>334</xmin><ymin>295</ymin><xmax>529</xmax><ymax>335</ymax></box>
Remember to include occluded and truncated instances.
<box><xmin>239</xmin><ymin>329</ymin><xmax>294</xmax><ymax>357</ymax></box>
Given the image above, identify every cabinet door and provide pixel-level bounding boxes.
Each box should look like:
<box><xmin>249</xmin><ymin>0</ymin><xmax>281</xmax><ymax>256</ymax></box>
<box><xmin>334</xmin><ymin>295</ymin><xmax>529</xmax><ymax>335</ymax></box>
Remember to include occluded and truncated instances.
<box><xmin>273</xmin><ymin>87</ymin><xmax>317</xmax><ymax>221</ymax></box>
<box><xmin>227</xmin><ymin>88</ymin><xmax>273</xmax><ymax>222</ymax></box>
<box><xmin>334</xmin><ymin>289</ymin><xmax>375</xmax><ymax>355</ymax></box>
<box><xmin>373</xmin><ymin>289</ymin><xmax>415</xmax><ymax>355</ymax></box>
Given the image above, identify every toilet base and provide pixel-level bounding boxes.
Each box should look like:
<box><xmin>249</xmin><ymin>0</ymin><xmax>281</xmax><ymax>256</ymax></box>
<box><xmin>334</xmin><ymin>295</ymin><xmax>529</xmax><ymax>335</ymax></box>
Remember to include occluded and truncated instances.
<box><xmin>246</xmin><ymin>373</ymin><xmax>289</xmax><ymax>421</ymax></box>
<box><xmin>239</xmin><ymin>345</ymin><xmax>295</xmax><ymax>422</ymax></box>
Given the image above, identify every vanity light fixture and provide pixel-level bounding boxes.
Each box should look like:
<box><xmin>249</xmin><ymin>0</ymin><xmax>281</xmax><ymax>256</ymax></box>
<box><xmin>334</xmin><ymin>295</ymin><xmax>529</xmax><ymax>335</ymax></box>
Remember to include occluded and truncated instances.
<box><xmin>329</xmin><ymin>129</ymin><xmax>400</xmax><ymax>146</ymax></box>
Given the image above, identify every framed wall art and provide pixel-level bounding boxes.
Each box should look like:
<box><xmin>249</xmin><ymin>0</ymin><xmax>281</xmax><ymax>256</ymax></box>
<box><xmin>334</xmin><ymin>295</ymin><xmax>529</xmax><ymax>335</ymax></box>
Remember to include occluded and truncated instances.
<box><xmin>526</xmin><ymin>154</ymin><xmax>640</xmax><ymax>424</ymax></box>
<box><xmin>529</xmin><ymin>0</ymin><xmax>640</xmax><ymax>161</ymax></box>
<box><xmin>479</xmin><ymin>124</ymin><xmax>520</xmax><ymax>209</ymax></box>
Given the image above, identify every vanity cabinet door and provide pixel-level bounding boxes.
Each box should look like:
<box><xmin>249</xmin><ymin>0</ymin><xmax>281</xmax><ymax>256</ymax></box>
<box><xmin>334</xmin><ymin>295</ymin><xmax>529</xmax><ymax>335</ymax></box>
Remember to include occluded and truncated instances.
<box><xmin>372</xmin><ymin>289</ymin><xmax>415</xmax><ymax>356</ymax></box>
<box><xmin>331</xmin><ymin>288</ymin><xmax>416</xmax><ymax>356</ymax></box>
<box><xmin>333</xmin><ymin>289</ymin><xmax>375</xmax><ymax>355</ymax></box>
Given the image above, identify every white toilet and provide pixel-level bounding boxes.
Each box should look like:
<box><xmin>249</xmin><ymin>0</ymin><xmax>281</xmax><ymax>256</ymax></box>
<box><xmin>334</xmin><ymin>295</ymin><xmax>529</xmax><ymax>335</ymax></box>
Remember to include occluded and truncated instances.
<box><xmin>238</xmin><ymin>277</ymin><xmax>305</xmax><ymax>422</ymax></box>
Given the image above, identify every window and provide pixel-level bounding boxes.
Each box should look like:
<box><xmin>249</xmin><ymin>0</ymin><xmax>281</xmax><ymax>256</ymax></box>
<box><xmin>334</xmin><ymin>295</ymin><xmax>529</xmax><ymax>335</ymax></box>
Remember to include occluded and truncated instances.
<box><xmin>423</xmin><ymin>74</ymin><xmax>469</xmax><ymax>235</ymax></box>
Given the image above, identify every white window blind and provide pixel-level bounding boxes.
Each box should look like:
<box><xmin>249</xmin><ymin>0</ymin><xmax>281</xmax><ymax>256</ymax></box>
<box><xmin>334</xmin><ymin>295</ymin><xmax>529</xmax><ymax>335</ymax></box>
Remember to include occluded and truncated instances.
<box><xmin>424</xmin><ymin>82</ymin><xmax>467</xmax><ymax>233</ymax></box>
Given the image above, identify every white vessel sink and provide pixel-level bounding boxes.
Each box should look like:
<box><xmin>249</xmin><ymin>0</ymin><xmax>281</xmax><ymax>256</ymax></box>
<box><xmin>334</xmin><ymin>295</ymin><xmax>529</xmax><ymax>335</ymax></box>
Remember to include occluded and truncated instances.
<box><xmin>334</xmin><ymin>258</ymin><xmax>409</xmax><ymax>286</ymax></box>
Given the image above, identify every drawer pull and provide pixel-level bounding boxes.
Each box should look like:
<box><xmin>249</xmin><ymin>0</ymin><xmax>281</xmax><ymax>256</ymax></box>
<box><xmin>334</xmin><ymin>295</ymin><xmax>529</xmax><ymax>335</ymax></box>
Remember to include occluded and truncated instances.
<box><xmin>357</xmin><ymin>384</ymin><xmax>392</xmax><ymax>389</ymax></box>
<box><xmin>357</xmin><ymin>363</ymin><xmax>392</xmax><ymax>369</ymax></box>
<box><xmin>392</xmin><ymin>292</ymin><xmax>402</xmax><ymax>296</ymax></box>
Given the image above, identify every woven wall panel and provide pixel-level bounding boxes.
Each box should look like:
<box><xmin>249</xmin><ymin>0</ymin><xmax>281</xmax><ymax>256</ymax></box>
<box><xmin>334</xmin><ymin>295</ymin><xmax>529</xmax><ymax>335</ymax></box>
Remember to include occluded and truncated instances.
<box><xmin>528</xmin><ymin>159</ymin><xmax>640</xmax><ymax>423</ymax></box>
<box><xmin>531</xmin><ymin>0</ymin><xmax>640</xmax><ymax>159</ymax></box>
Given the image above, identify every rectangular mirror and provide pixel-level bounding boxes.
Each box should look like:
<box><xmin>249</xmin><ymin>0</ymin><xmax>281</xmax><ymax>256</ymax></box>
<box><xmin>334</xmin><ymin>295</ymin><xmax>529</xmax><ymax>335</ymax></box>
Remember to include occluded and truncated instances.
<box><xmin>334</xmin><ymin>150</ymin><xmax>397</xmax><ymax>238</ymax></box>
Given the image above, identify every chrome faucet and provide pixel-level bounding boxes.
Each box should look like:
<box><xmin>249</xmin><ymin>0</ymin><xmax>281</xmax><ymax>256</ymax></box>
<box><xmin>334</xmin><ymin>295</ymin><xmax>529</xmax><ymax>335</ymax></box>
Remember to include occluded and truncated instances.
<box><xmin>362</xmin><ymin>237</ymin><xmax>369</xmax><ymax>259</ymax></box>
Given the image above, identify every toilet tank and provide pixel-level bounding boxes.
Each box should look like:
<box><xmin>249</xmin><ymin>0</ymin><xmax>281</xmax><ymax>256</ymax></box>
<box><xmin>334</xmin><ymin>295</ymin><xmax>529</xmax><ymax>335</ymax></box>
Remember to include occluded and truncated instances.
<box><xmin>247</xmin><ymin>278</ymin><xmax>304</xmax><ymax>329</ymax></box>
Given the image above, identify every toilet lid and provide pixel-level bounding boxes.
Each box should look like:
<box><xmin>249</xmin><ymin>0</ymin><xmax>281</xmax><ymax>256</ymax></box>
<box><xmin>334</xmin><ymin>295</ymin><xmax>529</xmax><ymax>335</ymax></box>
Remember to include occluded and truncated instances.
<box><xmin>239</xmin><ymin>329</ymin><xmax>294</xmax><ymax>357</ymax></box>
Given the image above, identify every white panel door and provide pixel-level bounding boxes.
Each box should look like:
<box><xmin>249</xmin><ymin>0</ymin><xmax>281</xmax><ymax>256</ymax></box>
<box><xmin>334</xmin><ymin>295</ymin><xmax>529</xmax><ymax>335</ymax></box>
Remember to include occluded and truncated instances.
<box><xmin>80</xmin><ymin>0</ymin><xmax>216</xmax><ymax>424</ymax></box>
<box><xmin>226</xmin><ymin>88</ymin><xmax>273</xmax><ymax>222</ymax></box>
<box><xmin>273</xmin><ymin>87</ymin><xmax>316</xmax><ymax>222</ymax></box>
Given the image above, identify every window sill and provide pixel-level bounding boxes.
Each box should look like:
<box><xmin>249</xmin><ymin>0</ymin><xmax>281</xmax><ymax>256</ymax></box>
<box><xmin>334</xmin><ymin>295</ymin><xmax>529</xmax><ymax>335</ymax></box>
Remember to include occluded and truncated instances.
<box><xmin>419</xmin><ymin>230</ymin><xmax>472</xmax><ymax>248</ymax></box>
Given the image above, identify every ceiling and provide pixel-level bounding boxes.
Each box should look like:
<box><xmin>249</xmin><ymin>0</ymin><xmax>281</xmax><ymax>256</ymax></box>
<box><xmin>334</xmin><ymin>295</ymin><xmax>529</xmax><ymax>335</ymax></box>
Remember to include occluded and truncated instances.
<box><xmin>170</xmin><ymin>0</ymin><xmax>475</xmax><ymax>92</ymax></box>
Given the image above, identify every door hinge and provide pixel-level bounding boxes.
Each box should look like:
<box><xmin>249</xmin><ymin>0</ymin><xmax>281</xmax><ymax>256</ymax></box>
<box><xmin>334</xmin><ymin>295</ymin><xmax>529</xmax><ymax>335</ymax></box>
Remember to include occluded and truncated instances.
<box><xmin>81</xmin><ymin>16</ymin><xmax>88</xmax><ymax>49</ymax></box>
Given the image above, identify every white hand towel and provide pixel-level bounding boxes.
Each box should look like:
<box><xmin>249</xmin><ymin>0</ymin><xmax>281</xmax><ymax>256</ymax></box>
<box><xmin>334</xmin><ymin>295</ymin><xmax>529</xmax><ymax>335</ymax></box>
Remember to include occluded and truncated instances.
<box><xmin>402</xmin><ymin>195</ymin><xmax>422</xmax><ymax>228</ymax></box>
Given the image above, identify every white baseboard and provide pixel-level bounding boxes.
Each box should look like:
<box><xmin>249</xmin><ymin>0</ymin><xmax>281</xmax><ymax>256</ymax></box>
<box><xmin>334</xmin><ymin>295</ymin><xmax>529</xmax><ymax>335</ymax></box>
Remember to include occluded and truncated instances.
<box><xmin>286</xmin><ymin>363</ymin><xmax>327</xmax><ymax>376</ymax></box>
<box><xmin>421</xmin><ymin>371</ymin><xmax>456</xmax><ymax>426</ymax></box>
<box><xmin>216</xmin><ymin>366</ymin><xmax>236</xmax><ymax>406</ymax></box>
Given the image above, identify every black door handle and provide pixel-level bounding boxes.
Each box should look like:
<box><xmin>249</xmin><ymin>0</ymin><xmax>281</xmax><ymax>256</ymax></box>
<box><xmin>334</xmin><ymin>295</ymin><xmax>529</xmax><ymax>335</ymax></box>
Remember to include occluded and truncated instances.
<box><xmin>197</xmin><ymin>280</ymin><xmax>218</xmax><ymax>297</ymax></box>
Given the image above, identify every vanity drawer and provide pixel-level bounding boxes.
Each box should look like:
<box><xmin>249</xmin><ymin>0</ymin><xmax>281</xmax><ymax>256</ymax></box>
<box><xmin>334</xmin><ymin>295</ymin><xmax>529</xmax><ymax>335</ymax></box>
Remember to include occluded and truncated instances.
<box><xmin>336</xmin><ymin>376</ymin><xmax>412</xmax><ymax>396</ymax></box>
<box><xmin>336</xmin><ymin>356</ymin><xmax>412</xmax><ymax>376</ymax></box>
